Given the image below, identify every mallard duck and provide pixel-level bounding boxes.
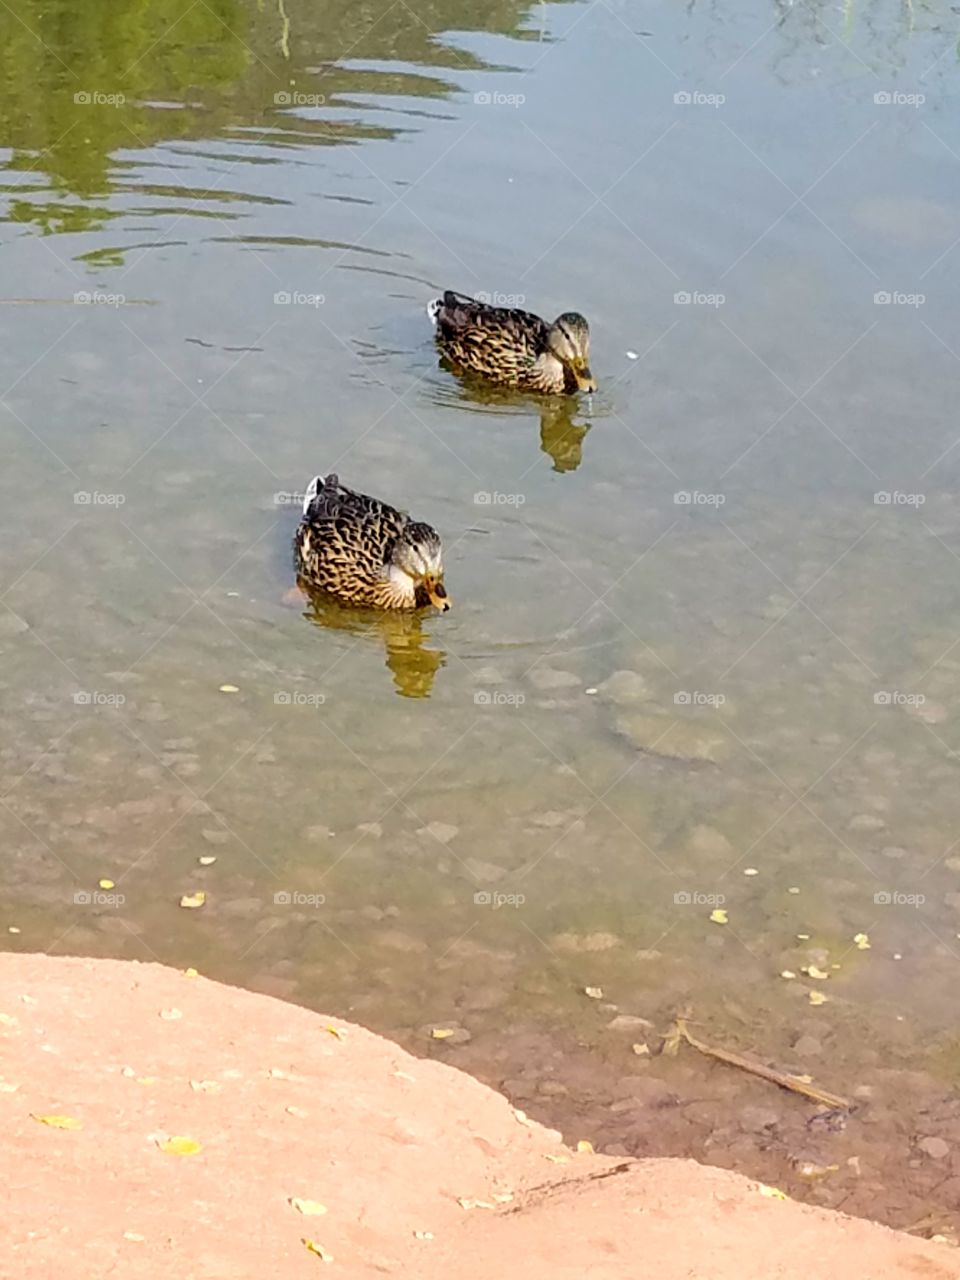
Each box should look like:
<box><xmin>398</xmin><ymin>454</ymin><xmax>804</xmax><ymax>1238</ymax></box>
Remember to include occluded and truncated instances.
<box><xmin>294</xmin><ymin>474</ymin><xmax>450</xmax><ymax>612</ymax></box>
<box><xmin>427</xmin><ymin>289</ymin><xmax>596</xmax><ymax>394</ymax></box>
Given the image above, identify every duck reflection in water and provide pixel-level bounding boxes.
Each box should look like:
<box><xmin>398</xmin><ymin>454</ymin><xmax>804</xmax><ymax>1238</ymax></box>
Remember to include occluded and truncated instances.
<box><xmin>297</xmin><ymin>582</ymin><xmax>446</xmax><ymax>699</ymax></box>
<box><xmin>538</xmin><ymin>399</ymin><xmax>591</xmax><ymax>473</ymax></box>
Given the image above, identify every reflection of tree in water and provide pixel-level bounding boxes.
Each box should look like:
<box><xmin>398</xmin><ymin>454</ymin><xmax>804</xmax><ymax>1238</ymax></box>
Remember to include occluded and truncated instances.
<box><xmin>299</xmin><ymin>585</ymin><xmax>446</xmax><ymax>699</ymax></box>
<box><xmin>0</xmin><ymin>0</ymin><xmax>567</xmax><ymax>233</ymax></box>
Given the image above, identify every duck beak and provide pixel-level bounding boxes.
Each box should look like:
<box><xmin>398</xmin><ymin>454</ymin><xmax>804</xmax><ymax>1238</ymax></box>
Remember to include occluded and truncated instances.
<box><xmin>426</xmin><ymin>579</ymin><xmax>451</xmax><ymax>612</ymax></box>
<box><xmin>575</xmin><ymin>365</ymin><xmax>597</xmax><ymax>393</ymax></box>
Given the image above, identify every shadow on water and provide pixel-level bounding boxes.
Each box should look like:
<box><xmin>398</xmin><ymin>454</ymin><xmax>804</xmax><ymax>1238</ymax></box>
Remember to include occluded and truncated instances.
<box><xmin>299</xmin><ymin>585</ymin><xmax>446</xmax><ymax>699</ymax></box>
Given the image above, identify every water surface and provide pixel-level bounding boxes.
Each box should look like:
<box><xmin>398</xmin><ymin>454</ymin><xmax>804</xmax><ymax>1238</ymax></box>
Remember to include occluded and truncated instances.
<box><xmin>3</xmin><ymin>0</ymin><xmax>960</xmax><ymax>1235</ymax></box>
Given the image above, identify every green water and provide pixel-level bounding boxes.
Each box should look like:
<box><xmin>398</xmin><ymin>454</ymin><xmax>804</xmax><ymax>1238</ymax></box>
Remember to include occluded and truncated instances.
<box><xmin>3</xmin><ymin>0</ymin><xmax>960</xmax><ymax>1223</ymax></box>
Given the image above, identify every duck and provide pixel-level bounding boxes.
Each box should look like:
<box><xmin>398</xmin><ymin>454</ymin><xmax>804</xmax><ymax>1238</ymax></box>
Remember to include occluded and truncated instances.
<box><xmin>294</xmin><ymin>474</ymin><xmax>450</xmax><ymax>612</ymax></box>
<box><xmin>427</xmin><ymin>290</ymin><xmax>596</xmax><ymax>394</ymax></box>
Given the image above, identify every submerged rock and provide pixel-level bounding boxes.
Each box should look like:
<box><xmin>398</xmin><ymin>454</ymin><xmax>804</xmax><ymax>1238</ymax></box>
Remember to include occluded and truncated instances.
<box><xmin>614</xmin><ymin>714</ymin><xmax>728</xmax><ymax>763</ymax></box>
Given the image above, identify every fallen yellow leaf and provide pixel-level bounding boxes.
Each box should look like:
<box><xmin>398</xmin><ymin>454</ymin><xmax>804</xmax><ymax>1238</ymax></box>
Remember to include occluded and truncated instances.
<box><xmin>431</xmin><ymin>1028</ymin><xmax>455</xmax><ymax>1040</ymax></box>
<box><xmin>183</xmin><ymin>968</ymin><xmax>199</xmax><ymax>979</ymax></box>
<box><xmin>159</xmin><ymin>1008</ymin><xmax>182</xmax><ymax>1020</ymax></box>
<box><xmin>123</xmin><ymin>1231</ymin><xmax>146</xmax><ymax>1243</ymax></box>
<box><xmin>99</xmin><ymin>879</ymin><xmax>115</xmax><ymax>890</ymax></box>
<box><xmin>853</xmin><ymin>933</ymin><xmax>871</xmax><ymax>950</ymax></box>
<box><xmin>758</xmin><ymin>1183</ymin><xmax>787</xmax><ymax>1200</ymax></box>
<box><xmin>290</xmin><ymin>1198</ymin><xmax>328</xmax><ymax>1216</ymax></box>
<box><xmin>179</xmin><ymin>892</ymin><xmax>206</xmax><ymax>910</ymax></box>
<box><xmin>31</xmin><ymin>1113</ymin><xmax>82</xmax><ymax>1130</ymax></box>
<box><xmin>198</xmin><ymin>856</ymin><xmax>217</xmax><ymax>866</ymax></box>
<box><xmin>413</xmin><ymin>1230</ymin><xmax>434</xmax><ymax>1240</ymax></box>
<box><xmin>457</xmin><ymin>1198</ymin><xmax>495</xmax><ymax>1210</ymax></box>
<box><xmin>156</xmin><ymin>1135</ymin><xmax>201</xmax><ymax>1156</ymax></box>
<box><xmin>804</xmin><ymin>965</ymin><xmax>829</xmax><ymax>980</ymax></box>
<box><xmin>780</xmin><ymin>970</ymin><xmax>797</xmax><ymax>980</ymax></box>
<box><xmin>583</xmin><ymin>986</ymin><xmax>603</xmax><ymax>999</ymax></box>
<box><xmin>325</xmin><ymin>1026</ymin><xmax>345</xmax><ymax>1040</ymax></box>
<box><xmin>219</xmin><ymin>684</ymin><xmax>240</xmax><ymax>694</ymax></box>
<box><xmin>302</xmin><ymin>1239</ymin><xmax>334</xmax><ymax>1262</ymax></box>
<box><xmin>286</xmin><ymin>1105</ymin><xmax>308</xmax><ymax>1118</ymax></box>
<box><xmin>710</xmin><ymin>908</ymin><xmax>728</xmax><ymax>925</ymax></box>
<box><xmin>190</xmin><ymin>1080</ymin><xmax>221</xmax><ymax>1093</ymax></box>
<box><xmin>576</xmin><ymin>1139</ymin><xmax>595</xmax><ymax>1154</ymax></box>
<box><xmin>808</xmin><ymin>990</ymin><xmax>829</xmax><ymax>1006</ymax></box>
<box><xmin>0</xmin><ymin>1013</ymin><xmax>19</xmax><ymax>1026</ymax></box>
<box><xmin>543</xmin><ymin>1153</ymin><xmax>569</xmax><ymax>1164</ymax></box>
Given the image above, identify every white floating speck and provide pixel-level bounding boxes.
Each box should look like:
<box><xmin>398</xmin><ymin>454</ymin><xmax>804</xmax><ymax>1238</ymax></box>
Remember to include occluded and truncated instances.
<box><xmin>585</xmin><ymin>687</ymin><xmax>598</xmax><ymax>696</ymax></box>
<box><xmin>626</xmin><ymin>351</ymin><xmax>639</xmax><ymax>360</ymax></box>
<box><xmin>743</xmin><ymin>867</ymin><xmax>759</xmax><ymax>876</ymax></box>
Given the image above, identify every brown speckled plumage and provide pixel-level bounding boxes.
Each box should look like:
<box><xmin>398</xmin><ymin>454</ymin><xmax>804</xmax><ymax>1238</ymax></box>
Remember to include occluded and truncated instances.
<box><xmin>294</xmin><ymin>474</ymin><xmax>449</xmax><ymax>612</ymax></box>
<box><xmin>428</xmin><ymin>290</ymin><xmax>596</xmax><ymax>395</ymax></box>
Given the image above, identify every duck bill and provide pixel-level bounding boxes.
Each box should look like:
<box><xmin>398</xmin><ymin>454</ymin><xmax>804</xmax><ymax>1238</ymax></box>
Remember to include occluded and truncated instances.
<box><xmin>425</xmin><ymin>580</ymin><xmax>451</xmax><ymax>612</ymax></box>
<box><xmin>574</xmin><ymin>365</ymin><xmax>597</xmax><ymax>393</ymax></box>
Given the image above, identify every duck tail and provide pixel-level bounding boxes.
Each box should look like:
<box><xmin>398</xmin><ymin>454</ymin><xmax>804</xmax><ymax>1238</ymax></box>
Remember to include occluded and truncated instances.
<box><xmin>302</xmin><ymin>473</ymin><xmax>329</xmax><ymax>517</ymax></box>
<box><xmin>426</xmin><ymin>296</ymin><xmax>443</xmax><ymax>327</ymax></box>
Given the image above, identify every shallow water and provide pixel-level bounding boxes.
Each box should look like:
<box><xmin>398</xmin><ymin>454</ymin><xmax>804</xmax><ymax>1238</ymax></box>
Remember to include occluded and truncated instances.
<box><xmin>3</xmin><ymin>0</ymin><xmax>960</xmax><ymax>1234</ymax></box>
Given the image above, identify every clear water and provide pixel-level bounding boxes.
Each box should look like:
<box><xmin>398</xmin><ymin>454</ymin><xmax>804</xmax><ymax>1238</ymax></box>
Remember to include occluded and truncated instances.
<box><xmin>3</xmin><ymin>0</ymin><xmax>960</xmax><ymax>1230</ymax></box>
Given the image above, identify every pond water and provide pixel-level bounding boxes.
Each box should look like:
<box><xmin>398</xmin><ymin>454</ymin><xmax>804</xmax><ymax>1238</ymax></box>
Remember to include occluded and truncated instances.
<box><xmin>3</xmin><ymin>0</ymin><xmax>960</xmax><ymax>1237</ymax></box>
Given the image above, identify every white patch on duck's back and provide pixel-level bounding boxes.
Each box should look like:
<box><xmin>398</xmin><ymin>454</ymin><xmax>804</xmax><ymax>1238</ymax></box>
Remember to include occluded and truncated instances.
<box><xmin>384</xmin><ymin>563</ymin><xmax>418</xmax><ymax>605</ymax></box>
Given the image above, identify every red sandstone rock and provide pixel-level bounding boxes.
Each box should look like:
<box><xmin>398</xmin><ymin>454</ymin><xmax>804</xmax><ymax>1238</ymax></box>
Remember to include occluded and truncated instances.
<box><xmin>0</xmin><ymin>954</ymin><xmax>955</xmax><ymax>1279</ymax></box>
